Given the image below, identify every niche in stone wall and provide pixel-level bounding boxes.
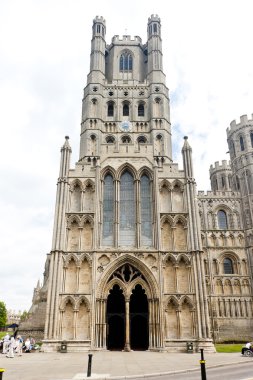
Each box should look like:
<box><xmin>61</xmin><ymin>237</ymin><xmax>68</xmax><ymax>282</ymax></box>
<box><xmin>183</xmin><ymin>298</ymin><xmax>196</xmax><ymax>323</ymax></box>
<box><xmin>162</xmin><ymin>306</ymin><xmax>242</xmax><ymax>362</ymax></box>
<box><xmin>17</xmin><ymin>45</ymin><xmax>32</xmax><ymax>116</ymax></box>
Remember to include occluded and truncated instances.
<box><xmin>68</xmin><ymin>220</ymin><xmax>79</xmax><ymax>251</ymax></box>
<box><xmin>160</xmin><ymin>185</ymin><xmax>171</xmax><ymax>213</ymax></box>
<box><xmin>172</xmin><ymin>185</ymin><xmax>183</xmax><ymax>213</ymax></box>
<box><xmin>162</xmin><ymin>221</ymin><xmax>173</xmax><ymax>250</ymax></box>
<box><xmin>180</xmin><ymin>299</ymin><xmax>193</xmax><ymax>338</ymax></box>
<box><xmin>83</xmin><ymin>183</ymin><xmax>94</xmax><ymax>212</ymax></box>
<box><xmin>177</xmin><ymin>257</ymin><xmax>189</xmax><ymax>293</ymax></box>
<box><xmin>82</xmin><ymin>221</ymin><xmax>93</xmax><ymax>250</ymax></box>
<box><xmin>79</xmin><ymin>259</ymin><xmax>91</xmax><ymax>293</ymax></box>
<box><xmin>76</xmin><ymin>300</ymin><xmax>90</xmax><ymax>340</ymax></box>
<box><xmin>164</xmin><ymin>257</ymin><xmax>176</xmax><ymax>293</ymax></box>
<box><xmin>224</xmin><ymin>279</ymin><xmax>232</xmax><ymax>295</ymax></box>
<box><xmin>233</xmin><ymin>280</ymin><xmax>241</xmax><ymax>295</ymax></box>
<box><xmin>242</xmin><ymin>279</ymin><xmax>250</xmax><ymax>294</ymax></box>
<box><xmin>62</xmin><ymin>301</ymin><xmax>74</xmax><ymax>340</ymax></box>
<box><xmin>165</xmin><ymin>299</ymin><xmax>178</xmax><ymax>339</ymax></box>
<box><xmin>71</xmin><ymin>183</ymin><xmax>82</xmax><ymax>212</ymax></box>
<box><xmin>65</xmin><ymin>259</ymin><xmax>77</xmax><ymax>294</ymax></box>
<box><xmin>215</xmin><ymin>279</ymin><xmax>223</xmax><ymax>294</ymax></box>
<box><xmin>174</xmin><ymin>221</ymin><xmax>187</xmax><ymax>251</ymax></box>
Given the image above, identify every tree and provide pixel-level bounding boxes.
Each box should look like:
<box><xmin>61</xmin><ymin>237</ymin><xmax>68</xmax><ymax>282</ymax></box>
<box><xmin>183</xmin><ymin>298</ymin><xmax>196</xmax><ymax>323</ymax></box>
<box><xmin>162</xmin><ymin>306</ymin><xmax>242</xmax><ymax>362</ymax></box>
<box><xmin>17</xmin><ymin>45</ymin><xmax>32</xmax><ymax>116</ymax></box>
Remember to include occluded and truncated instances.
<box><xmin>0</xmin><ymin>301</ymin><xmax>7</xmax><ymax>327</ymax></box>
<box><xmin>20</xmin><ymin>310</ymin><xmax>30</xmax><ymax>322</ymax></box>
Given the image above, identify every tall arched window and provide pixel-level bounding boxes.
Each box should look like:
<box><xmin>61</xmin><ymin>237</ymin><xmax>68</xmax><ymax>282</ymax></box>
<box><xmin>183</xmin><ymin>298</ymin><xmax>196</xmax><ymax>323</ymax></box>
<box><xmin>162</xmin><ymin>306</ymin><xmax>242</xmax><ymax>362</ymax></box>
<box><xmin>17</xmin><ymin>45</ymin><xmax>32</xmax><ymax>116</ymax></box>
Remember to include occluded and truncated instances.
<box><xmin>120</xmin><ymin>171</ymin><xmax>135</xmax><ymax>246</ymax></box>
<box><xmin>140</xmin><ymin>175</ymin><xmax>152</xmax><ymax>246</ymax></box>
<box><xmin>123</xmin><ymin>103</ymin><xmax>129</xmax><ymax>116</ymax></box>
<box><xmin>138</xmin><ymin>104</ymin><xmax>144</xmax><ymax>116</ymax></box>
<box><xmin>239</xmin><ymin>135</ymin><xmax>245</xmax><ymax>151</ymax></box>
<box><xmin>107</xmin><ymin>102</ymin><xmax>114</xmax><ymax>117</ymax></box>
<box><xmin>218</xmin><ymin>210</ymin><xmax>228</xmax><ymax>229</ymax></box>
<box><xmin>119</xmin><ymin>52</ymin><xmax>133</xmax><ymax>71</ymax></box>
<box><xmin>236</xmin><ymin>176</ymin><xmax>240</xmax><ymax>190</ymax></box>
<box><xmin>229</xmin><ymin>141</ymin><xmax>235</xmax><ymax>157</ymax></box>
<box><xmin>103</xmin><ymin>174</ymin><xmax>114</xmax><ymax>246</ymax></box>
<box><xmin>250</xmin><ymin>132</ymin><xmax>253</xmax><ymax>148</ymax></box>
<box><xmin>223</xmin><ymin>258</ymin><xmax>233</xmax><ymax>274</ymax></box>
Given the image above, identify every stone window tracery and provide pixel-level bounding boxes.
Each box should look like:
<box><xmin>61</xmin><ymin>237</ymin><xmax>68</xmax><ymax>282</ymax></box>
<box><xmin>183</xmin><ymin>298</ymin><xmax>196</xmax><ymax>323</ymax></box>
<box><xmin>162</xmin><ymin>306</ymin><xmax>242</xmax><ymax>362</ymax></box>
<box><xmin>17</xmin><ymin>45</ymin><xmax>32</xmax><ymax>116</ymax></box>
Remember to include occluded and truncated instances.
<box><xmin>119</xmin><ymin>52</ymin><xmax>133</xmax><ymax>71</ymax></box>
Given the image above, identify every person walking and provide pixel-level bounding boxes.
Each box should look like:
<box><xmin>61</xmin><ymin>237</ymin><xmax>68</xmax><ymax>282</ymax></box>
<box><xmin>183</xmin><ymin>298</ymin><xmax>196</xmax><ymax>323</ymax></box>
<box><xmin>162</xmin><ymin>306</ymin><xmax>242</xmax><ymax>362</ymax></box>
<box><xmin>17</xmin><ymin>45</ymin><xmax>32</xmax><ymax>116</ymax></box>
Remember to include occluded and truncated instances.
<box><xmin>6</xmin><ymin>336</ymin><xmax>15</xmax><ymax>358</ymax></box>
<box><xmin>2</xmin><ymin>333</ymin><xmax>10</xmax><ymax>354</ymax></box>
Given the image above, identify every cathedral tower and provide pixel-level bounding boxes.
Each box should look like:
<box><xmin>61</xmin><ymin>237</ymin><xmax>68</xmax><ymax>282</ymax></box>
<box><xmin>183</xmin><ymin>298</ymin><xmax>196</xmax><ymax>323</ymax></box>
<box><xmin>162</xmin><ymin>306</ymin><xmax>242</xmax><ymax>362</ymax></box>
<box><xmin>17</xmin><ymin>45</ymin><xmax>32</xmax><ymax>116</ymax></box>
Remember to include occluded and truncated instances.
<box><xmin>36</xmin><ymin>16</ymin><xmax>216</xmax><ymax>352</ymax></box>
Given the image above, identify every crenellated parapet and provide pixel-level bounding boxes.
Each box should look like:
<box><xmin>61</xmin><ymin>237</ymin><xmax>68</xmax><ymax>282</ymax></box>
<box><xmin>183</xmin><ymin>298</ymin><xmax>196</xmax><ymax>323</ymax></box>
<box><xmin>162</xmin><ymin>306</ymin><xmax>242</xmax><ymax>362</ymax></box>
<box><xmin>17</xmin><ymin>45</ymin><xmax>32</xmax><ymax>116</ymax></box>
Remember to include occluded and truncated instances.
<box><xmin>227</xmin><ymin>114</ymin><xmax>253</xmax><ymax>135</ymax></box>
<box><xmin>209</xmin><ymin>160</ymin><xmax>232</xmax><ymax>191</ymax></box>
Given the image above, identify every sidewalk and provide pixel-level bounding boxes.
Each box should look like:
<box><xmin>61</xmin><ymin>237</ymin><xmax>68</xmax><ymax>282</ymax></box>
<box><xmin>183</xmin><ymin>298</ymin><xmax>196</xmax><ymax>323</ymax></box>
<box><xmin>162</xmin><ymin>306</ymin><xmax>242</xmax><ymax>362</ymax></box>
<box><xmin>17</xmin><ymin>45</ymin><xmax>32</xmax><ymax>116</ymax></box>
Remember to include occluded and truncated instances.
<box><xmin>0</xmin><ymin>351</ymin><xmax>252</xmax><ymax>380</ymax></box>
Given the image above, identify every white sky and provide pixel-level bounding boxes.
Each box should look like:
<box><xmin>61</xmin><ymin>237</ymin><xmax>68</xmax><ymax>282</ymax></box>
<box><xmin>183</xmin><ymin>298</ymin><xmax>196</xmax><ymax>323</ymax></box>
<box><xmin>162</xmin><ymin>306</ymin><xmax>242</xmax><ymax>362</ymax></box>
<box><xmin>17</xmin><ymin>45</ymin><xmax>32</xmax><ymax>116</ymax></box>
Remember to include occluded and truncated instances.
<box><xmin>1</xmin><ymin>0</ymin><xmax>253</xmax><ymax>313</ymax></box>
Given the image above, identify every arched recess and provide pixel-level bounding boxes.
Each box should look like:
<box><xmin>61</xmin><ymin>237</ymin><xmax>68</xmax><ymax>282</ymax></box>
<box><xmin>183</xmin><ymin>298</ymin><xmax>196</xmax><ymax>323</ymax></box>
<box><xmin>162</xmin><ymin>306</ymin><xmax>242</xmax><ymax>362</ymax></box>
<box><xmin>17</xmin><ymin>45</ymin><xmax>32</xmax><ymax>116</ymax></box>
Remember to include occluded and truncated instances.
<box><xmin>159</xmin><ymin>180</ymin><xmax>172</xmax><ymax>213</ymax></box>
<box><xmin>67</xmin><ymin>218</ymin><xmax>80</xmax><ymax>251</ymax></box>
<box><xmin>163</xmin><ymin>254</ymin><xmax>176</xmax><ymax>293</ymax></box>
<box><xmin>180</xmin><ymin>297</ymin><xmax>195</xmax><ymax>338</ymax></box>
<box><xmin>83</xmin><ymin>180</ymin><xmax>95</xmax><ymax>212</ymax></box>
<box><xmin>70</xmin><ymin>181</ymin><xmax>82</xmax><ymax>212</ymax></box>
<box><xmin>177</xmin><ymin>255</ymin><xmax>191</xmax><ymax>293</ymax></box>
<box><xmin>76</xmin><ymin>297</ymin><xmax>90</xmax><ymax>340</ymax></box>
<box><xmin>78</xmin><ymin>256</ymin><xmax>92</xmax><ymax>293</ymax></box>
<box><xmin>61</xmin><ymin>298</ymin><xmax>75</xmax><ymax>340</ymax></box>
<box><xmin>81</xmin><ymin>218</ymin><xmax>93</xmax><ymax>250</ymax></box>
<box><xmin>171</xmin><ymin>181</ymin><xmax>184</xmax><ymax>213</ymax></box>
<box><xmin>161</xmin><ymin>217</ymin><xmax>173</xmax><ymax>250</ymax></box>
<box><xmin>64</xmin><ymin>257</ymin><xmax>78</xmax><ymax>294</ymax></box>
<box><xmin>174</xmin><ymin>217</ymin><xmax>187</xmax><ymax>251</ymax></box>
<box><xmin>96</xmin><ymin>255</ymin><xmax>160</xmax><ymax>350</ymax></box>
<box><xmin>165</xmin><ymin>297</ymin><xmax>179</xmax><ymax>339</ymax></box>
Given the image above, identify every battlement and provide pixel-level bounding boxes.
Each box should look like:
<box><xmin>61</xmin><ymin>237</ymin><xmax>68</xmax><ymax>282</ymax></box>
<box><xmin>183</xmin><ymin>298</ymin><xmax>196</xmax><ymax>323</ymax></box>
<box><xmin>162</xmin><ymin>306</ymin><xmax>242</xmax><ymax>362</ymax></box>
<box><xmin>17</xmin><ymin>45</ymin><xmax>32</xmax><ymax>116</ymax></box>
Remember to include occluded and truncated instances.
<box><xmin>226</xmin><ymin>114</ymin><xmax>253</xmax><ymax>134</ymax></box>
<box><xmin>210</xmin><ymin>160</ymin><xmax>231</xmax><ymax>174</ymax></box>
<box><xmin>93</xmin><ymin>16</ymin><xmax>106</xmax><ymax>25</ymax></box>
<box><xmin>148</xmin><ymin>14</ymin><xmax>161</xmax><ymax>23</ymax></box>
<box><xmin>197</xmin><ymin>190</ymin><xmax>240</xmax><ymax>197</ymax></box>
<box><xmin>111</xmin><ymin>35</ymin><xmax>142</xmax><ymax>44</ymax></box>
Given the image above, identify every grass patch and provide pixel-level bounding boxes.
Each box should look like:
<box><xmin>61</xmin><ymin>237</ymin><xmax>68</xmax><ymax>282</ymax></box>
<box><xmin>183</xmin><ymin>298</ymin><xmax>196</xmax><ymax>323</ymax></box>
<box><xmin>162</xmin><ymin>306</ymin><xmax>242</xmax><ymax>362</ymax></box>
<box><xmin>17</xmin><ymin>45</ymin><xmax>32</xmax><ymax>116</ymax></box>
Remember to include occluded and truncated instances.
<box><xmin>215</xmin><ymin>343</ymin><xmax>244</xmax><ymax>353</ymax></box>
<box><xmin>0</xmin><ymin>331</ymin><xmax>6</xmax><ymax>340</ymax></box>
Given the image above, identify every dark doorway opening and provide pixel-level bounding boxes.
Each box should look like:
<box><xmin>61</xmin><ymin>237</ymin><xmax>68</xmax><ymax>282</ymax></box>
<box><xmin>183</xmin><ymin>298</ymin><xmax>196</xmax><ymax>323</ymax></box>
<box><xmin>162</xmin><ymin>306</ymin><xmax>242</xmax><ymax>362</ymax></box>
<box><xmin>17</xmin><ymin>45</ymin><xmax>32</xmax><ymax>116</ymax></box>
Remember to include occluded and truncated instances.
<box><xmin>130</xmin><ymin>284</ymin><xmax>149</xmax><ymax>350</ymax></box>
<box><xmin>107</xmin><ymin>284</ymin><xmax>125</xmax><ymax>350</ymax></box>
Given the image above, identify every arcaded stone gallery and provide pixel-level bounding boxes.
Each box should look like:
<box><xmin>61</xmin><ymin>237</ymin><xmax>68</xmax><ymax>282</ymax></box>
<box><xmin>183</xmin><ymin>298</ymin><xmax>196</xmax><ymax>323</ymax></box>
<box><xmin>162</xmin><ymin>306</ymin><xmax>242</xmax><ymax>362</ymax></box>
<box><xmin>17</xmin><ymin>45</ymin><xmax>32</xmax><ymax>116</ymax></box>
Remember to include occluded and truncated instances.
<box><xmin>19</xmin><ymin>15</ymin><xmax>253</xmax><ymax>352</ymax></box>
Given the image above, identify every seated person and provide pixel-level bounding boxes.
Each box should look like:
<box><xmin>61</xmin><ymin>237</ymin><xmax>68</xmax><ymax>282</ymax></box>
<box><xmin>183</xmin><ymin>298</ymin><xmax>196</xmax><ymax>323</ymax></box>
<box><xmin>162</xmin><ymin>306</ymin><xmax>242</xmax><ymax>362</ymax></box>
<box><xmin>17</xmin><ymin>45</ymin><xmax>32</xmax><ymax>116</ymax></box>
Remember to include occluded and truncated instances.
<box><xmin>242</xmin><ymin>342</ymin><xmax>252</xmax><ymax>355</ymax></box>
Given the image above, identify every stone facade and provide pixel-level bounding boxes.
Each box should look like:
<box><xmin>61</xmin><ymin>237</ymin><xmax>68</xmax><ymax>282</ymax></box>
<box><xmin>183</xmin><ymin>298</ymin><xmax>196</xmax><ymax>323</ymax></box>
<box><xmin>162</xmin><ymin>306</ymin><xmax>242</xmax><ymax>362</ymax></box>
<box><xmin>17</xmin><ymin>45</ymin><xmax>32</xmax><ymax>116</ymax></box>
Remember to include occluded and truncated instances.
<box><xmin>19</xmin><ymin>15</ymin><xmax>253</xmax><ymax>351</ymax></box>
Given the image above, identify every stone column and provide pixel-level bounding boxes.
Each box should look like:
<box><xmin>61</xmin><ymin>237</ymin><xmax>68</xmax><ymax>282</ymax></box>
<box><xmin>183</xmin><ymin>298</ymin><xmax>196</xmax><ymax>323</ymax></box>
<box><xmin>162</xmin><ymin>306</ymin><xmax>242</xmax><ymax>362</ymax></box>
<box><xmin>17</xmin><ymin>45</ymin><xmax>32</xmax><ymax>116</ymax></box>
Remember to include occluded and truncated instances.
<box><xmin>124</xmin><ymin>299</ymin><xmax>131</xmax><ymax>351</ymax></box>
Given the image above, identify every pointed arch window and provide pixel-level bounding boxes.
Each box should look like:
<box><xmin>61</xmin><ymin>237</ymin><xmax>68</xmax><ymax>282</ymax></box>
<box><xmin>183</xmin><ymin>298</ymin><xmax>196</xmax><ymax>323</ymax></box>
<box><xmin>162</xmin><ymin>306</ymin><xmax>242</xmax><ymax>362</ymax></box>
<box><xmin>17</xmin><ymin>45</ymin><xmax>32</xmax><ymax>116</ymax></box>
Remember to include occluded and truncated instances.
<box><xmin>138</xmin><ymin>104</ymin><xmax>144</xmax><ymax>117</ymax></box>
<box><xmin>218</xmin><ymin>210</ymin><xmax>228</xmax><ymax>229</ymax></box>
<box><xmin>229</xmin><ymin>140</ymin><xmax>236</xmax><ymax>157</ymax></box>
<box><xmin>102</xmin><ymin>174</ymin><xmax>114</xmax><ymax>246</ymax></box>
<box><xmin>119</xmin><ymin>171</ymin><xmax>135</xmax><ymax>246</ymax></box>
<box><xmin>119</xmin><ymin>52</ymin><xmax>133</xmax><ymax>71</ymax></box>
<box><xmin>123</xmin><ymin>103</ymin><xmax>129</xmax><ymax>116</ymax></box>
<box><xmin>251</xmin><ymin>132</ymin><xmax>253</xmax><ymax>148</ymax></box>
<box><xmin>140</xmin><ymin>175</ymin><xmax>152</xmax><ymax>246</ymax></box>
<box><xmin>107</xmin><ymin>102</ymin><xmax>114</xmax><ymax>117</ymax></box>
<box><xmin>224</xmin><ymin>258</ymin><xmax>233</xmax><ymax>274</ymax></box>
<box><xmin>239</xmin><ymin>135</ymin><xmax>245</xmax><ymax>151</ymax></box>
<box><xmin>236</xmin><ymin>176</ymin><xmax>240</xmax><ymax>190</ymax></box>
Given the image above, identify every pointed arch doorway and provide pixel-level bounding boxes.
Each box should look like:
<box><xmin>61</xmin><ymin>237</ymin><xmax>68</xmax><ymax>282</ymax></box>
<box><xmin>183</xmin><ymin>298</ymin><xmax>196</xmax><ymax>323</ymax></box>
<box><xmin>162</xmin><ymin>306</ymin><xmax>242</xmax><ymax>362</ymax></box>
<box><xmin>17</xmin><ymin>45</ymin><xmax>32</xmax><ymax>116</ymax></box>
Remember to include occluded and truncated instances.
<box><xmin>130</xmin><ymin>284</ymin><xmax>149</xmax><ymax>350</ymax></box>
<box><xmin>106</xmin><ymin>265</ymin><xmax>149</xmax><ymax>351</ymax></box>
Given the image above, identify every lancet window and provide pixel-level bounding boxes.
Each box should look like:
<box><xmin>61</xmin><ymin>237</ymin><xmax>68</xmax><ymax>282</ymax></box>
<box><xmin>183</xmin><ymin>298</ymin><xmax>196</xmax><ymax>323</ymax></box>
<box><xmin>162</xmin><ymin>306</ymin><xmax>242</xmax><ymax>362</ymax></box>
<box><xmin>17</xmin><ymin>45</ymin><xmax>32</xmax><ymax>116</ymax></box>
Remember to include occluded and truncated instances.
<box><xmin>102</xmin><ymin>170</ymin><xmax>153</xmax><ymax>248</ymax></box>
<box><xmin>119</xmin><ymin>52</ymin><xmax>133</xmax><ymax>71</ymax></box>
<box><xmin>218</xmin><ymin>210</ymin><xmax>228</xmax><ymax>229</ymax></box>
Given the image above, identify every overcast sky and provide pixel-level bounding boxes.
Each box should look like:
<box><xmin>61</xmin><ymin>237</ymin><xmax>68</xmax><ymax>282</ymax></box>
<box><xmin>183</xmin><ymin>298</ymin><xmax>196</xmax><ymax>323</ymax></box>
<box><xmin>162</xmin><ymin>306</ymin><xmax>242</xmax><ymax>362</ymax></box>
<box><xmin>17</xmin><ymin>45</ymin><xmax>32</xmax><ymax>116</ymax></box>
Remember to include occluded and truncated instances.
<box><xmin>1</xmin><ymin>0</ymin><xmax>253</xmax><ymax>313</ymax></box>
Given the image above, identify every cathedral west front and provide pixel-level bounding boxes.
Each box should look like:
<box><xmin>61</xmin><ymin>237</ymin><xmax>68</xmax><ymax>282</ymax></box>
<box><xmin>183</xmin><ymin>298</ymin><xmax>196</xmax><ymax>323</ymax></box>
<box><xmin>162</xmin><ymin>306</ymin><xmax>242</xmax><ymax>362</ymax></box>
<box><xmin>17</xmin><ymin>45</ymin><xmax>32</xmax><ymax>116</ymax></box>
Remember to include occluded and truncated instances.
<box><xmin>19</xmin><ymin>15</ymin><xmax>253</xmax><ymax>352</ymax></box>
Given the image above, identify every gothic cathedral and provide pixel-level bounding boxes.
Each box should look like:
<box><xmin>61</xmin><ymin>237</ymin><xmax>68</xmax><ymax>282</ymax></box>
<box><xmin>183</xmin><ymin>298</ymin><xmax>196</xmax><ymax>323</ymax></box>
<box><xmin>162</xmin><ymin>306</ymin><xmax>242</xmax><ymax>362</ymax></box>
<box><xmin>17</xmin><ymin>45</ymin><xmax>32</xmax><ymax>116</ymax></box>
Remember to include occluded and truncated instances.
<box><xmin>19</xmin><ymin>15</ymin><xmax>253</xmax><ymax>352</ymax></box>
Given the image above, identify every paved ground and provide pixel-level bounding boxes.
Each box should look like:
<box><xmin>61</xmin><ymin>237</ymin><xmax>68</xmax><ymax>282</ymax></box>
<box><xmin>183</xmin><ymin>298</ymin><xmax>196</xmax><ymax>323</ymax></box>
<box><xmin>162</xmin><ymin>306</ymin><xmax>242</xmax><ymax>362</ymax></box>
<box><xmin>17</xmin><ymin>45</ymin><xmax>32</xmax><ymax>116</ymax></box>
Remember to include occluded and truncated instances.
<box><xmin>0</xmin><ymin>351</ymin><xmax>252</xmax><ymax>380</ymax></box>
